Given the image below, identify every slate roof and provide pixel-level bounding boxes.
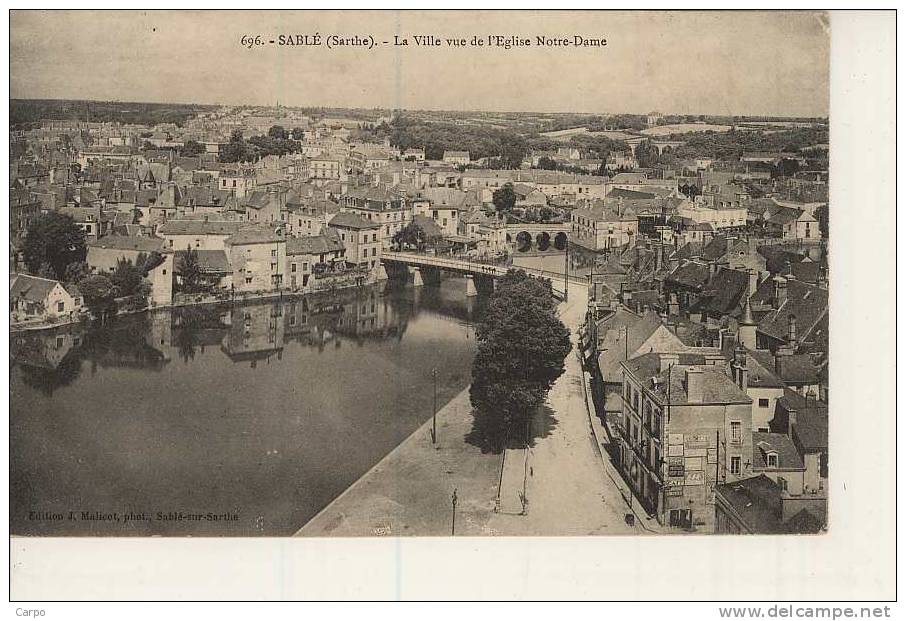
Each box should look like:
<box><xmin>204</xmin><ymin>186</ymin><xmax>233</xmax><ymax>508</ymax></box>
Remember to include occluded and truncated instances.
<box><xmin>10</xmin><ymin>274</ymin><xmax>63</xmax><ymax>303</ymax></box>
<box><xmin>176</xmin><ymin>249</ymin><xmax>231</xmax><ymax>273</ymax></box>
<box><xmin>328</xmin><ymin>212</ymin><xmax>380</xmax><ymax>230</ymax></box>
<box><xmin>285</xmin><ymin>233</ymin><xmax>345</xmax><ymax>256</ymax></box>
<box><xmin>692</xmin><ymin>267</ymin><xmax>750</xmax><ymax>317</ymax></box>
<box><xmin>742</xmin><ymin>349</ymin><xmax>785</xmax><ymax>389</ymax></box>
<box><xmin>752</xmin><ymin>432</ymin><xmax>804</xmax><ymax>470</ymax></box>
<box><xmin>88</xmin><ymin>235</ymin><xmax>166</xmax><ymax>253</ymax></box>
<box><xmin>750</xmin><ymin>277</ymin><xmax>828</xmax><ymax>345</ymax></box>
<box><xmin>665</xmin><ymin>260</ymin><xmax>711</xmax><ymax>290</ymax></box>
<box><xmin>622</xmin><ymin>355</ymin><xmax>750</xmax><ymax>406</ymax></box>
<box><xmin>715</xmin><ymin>475</ymin><xmax>824</xmax><ymax>534</ymax></box>
<box><xmin>607</xmin><ymin>188</ymin><xmax>656</xmax><ymax>200</ymax></box>
<box><xmin>777</xmin><ymin>389</ymin><xmax>828</xmax><ymax>452</ymax></box>
<box><xmin>159</xmin><ymin>220</ymin><xmax>245</xmax><ymax>236</ymax></box>
<box><xmin>224</xmin><ymin>227</ymin><xmax>284</xmax><ymax>245</ymax></box>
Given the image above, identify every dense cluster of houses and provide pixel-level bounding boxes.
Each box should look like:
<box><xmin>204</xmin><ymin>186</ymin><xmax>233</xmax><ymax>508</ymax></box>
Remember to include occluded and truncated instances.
<box><xmin>581</xmin><ymin>196</ymin><xmax>828</xmax><ymax>533</ymax></box>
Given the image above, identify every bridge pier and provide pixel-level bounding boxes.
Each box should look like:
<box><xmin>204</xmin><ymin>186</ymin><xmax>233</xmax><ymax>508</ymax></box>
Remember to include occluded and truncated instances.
<box><xmin>410</xmin><ymin>266</ymin><xmax>423</xmax><ymax>287</ymax></box>
<box><xmin>464</xmin><ymin>275</ymin><xmax>478</xmax><ymax>297</ymax></box>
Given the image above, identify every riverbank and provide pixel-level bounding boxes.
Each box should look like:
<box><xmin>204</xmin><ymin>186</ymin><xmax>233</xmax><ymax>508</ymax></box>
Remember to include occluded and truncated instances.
<box><xmin>296</xmin><ymin>386</ymin><xmax>504</xmax><ymax>537</ymax></box>
<box><xmin>298</xmin><ymin>280</ymin><xmax>643</xmax><ymax>537</ymax></box>
<box><xmin>10</xmin><ymin>277</ymin><xmax>388</xmax><ymax>335</ymax></box>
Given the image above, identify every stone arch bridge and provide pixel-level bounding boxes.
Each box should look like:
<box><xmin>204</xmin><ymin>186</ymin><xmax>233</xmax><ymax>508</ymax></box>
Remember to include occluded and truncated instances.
<box><xmin>504</xmin><ymin>223</ymin><xmax>571</xmax><ymax>253</ymax></box>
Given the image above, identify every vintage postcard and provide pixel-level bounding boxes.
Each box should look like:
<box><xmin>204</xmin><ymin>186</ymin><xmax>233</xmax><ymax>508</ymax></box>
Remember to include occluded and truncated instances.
<box><xmin>6</xmin><ymin>8</ymin><xmax>897</xmax><ymax>603</ymax></box>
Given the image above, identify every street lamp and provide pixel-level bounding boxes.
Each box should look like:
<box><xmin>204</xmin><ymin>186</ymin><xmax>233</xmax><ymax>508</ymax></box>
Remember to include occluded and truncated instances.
<box><xmin>563</xmin><ymin>237</ymin><xmax>569</xmax><ymax>302</ymax></box>
<box><xmin>451</xmin><ymin>487</ymin><xmax>458</xmax><ymax>536</ymax></box>
<box><xmin>431</xmin><ymin>367</ymin><xmax>438</xmax><ymax>445</ymax></box>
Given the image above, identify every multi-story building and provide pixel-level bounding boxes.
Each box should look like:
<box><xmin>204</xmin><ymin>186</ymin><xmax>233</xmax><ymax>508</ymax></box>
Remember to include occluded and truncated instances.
<box><xmin>339</xmin><ymin>187</ymin><xmax>411</xmax><ymax>247</ymax></box>
<box><xmin>570</xmin><ymin>198</ymin><xmax>639</xmax><ymax>251</ymax></box>
<box><xmin>328</xmin><ymin>212</ymin><xmax>382</xmax><ymax>271</ymax></box>
<box><xmin>223</xmin><ymin>226</ymin><xmax>287</xmax><ymax>292</ymax></box>
<box><xmin>618</xmin><ymin>350</ymin><xmax>753</xmax><ymax>532</ymax></box>
<box><xmin>308</xmin><ymin>156</ymin><xmax>343</xmax><ymax>181</ymax></box>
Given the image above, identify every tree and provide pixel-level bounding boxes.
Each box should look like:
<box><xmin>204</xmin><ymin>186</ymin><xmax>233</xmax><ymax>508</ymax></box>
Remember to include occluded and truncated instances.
<box><xmin>175</xmin><ymin>246</ymin><xmax>204</xmax><ymax>293</ymax></box>
<box><xmin>180</xmin><ymin>140</ymin><xmax>205</xmax><ymax>156</ymax></box>
<box><xmin>63</xmin><ymin>260</ymin><xmax>91</xmax><ymax>284</ymax></box>
<box><xmin>392</xmin><ymin>222</ymin><xmax>429</xmax><ymax>251</ymax></box>
<box><xmin>815</xmin><ymin>203</ymin><xmax>829</xmax><ymax>239</ymax></box>
<box><xmin>537</xmin><ymin>156</ymin><xmax>558</xmax><ymax>170</ymax></box>
<box><xmin>635</xmin><ymin>139</ymin><xmax>660</xmax><ymax>168</ymax></box>
<box><xmin>23</xmin><ymin>212</ymin><xmax>87</xmax><ymax>281</ymax></box>
<box><xmin>218</xmin><ymin>129</ymin><xmax>250</xmax><ymax>163</ymax></box>
<box><xmin>773</xmin><ymin>158</ymin><xmax>800</xmax><ymax>179</ymax></box>
<box><xmin>79</xmin><ymin>275</ymin><xmax>117</xmax><ymax>322</ymax></box>
<box><xmin>291</xmin><ymin>127</ymin><xmax>304</xmax><ymax>140</ymax></box>
<box><xmin>468</xmin><ymin>270</ymin><xmax>572</xmax><ymax>452</ymax></box>
<box><xmin>492</xmin><ymin>183</ymin><xmax>517</xmax><ymax>215</ymax></box>
<box><xmin>110</xmin><ymin>257</ymin><xmax>144</xmax><ymax>297</ymax></box>
<box><xmin>596</xmin><ymin>159</ymin><xmax>609</xmax><ymax>177</ymax></box>
<box><xmin>268</xmin><ymin>125</ymin><xmax>288</xmax><ymax>140</ymax></box>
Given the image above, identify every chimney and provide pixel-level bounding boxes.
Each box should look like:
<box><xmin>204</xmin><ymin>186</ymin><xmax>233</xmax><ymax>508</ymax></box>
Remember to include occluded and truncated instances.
<box><xmin>668</xmin><ymin>292</ymin><xmax>679</xmax><ymax>316</ymax></box>
<box><xmin>748</xmin><ymin>269</ymin><xmax>759</xmax><ymax>297</ymax></box>
<box><xmin>684</xmin><ymin>367</ymin><xmax>704</xmax><ymax>403</ymax></box>
<box><xmin>772</xmin><ymin>276</ymin><xmax>788</xmax><ymax>309</ymax></box>
<box><xmin>786</xmin><ymin>407</ymin><xmax>798</xmax><ymax>439</ymax></box>
<box><xmin>732</xmin><ymin>346</ymin><xmax>749</xmax><ymax>391</ymax></box>
<box><xmin>659</xmin><ymin>352</ymin><xmax>679</xmax><ymax>373</ymax></box>
<box><xmin>788</xmin><ymin>314</ymin><xmax>798</xmax><ymax>345</ymax></box>
<box><xmin>774</xmin><ymin>344</ymin><xmax>792</xmax><ymax>376</ymax></box>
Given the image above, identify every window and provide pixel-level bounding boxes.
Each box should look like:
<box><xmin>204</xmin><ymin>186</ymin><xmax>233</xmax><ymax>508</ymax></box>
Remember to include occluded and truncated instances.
<box><xmin>730</xmin><ymin>456</ymin><xmax>741</xmax><ymax>475</ymax></box>
<box><xmin>57</xmin><ymin>301</ymin><xmax>65</xmax><ymax>312</ymax></box>
<box><xmin>291</xmin><ymin>263</ymin><xmax>297</xmax><ymax>273</ymax></box>
<box><xmin>730</xmin><ymin>421</ymin><xmax>742</xmax><ymax>444</ymax></box>
<box><xmin>777</xmin><ymin>477</ymin><xmax>788</xmax><ymax>491</ymax></box>
<box><xmin>767</xmin><ymin>453</ymin><xmax>778</xmax><ymax>467</ymax></box>
<box><xmin>271</xmin><ymin>250</ymin><xmax>277</xmax><ymax>257</ymax></box>
<box><xmin>758</xmin><ymin>398</ymin><xmax>769</xmax><ymax>408</ymax></box>
<box><xmin>245</xmin><ymin>277</ymin><xmax>252</xmax><ymax>284</ymax></box>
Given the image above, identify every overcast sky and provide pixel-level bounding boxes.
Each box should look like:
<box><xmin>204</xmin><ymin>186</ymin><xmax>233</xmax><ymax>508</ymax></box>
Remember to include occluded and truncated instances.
<box><xmin>11</xmin><ymin>10</ymin><xmax>830</xmax><ymax>117</ymax></box>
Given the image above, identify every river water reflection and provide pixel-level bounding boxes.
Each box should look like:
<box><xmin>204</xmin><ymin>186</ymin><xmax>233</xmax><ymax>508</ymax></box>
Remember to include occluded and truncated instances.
<box><xmin>10</xmin><ymin>280</ymin><xmax>485</xmax><ymax>536</ymax></box>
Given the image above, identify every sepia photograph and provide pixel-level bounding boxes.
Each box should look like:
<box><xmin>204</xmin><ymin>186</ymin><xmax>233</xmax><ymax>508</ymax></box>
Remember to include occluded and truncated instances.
<box><xmin>5</xmin><ymin>7</ymin><xmax>897</xmax><ymax>604</ymax></box>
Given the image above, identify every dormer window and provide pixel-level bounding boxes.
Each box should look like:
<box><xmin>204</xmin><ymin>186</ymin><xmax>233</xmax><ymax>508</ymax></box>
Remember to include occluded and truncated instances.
<box><xmin>766</xmin><ymin>452</ymin><xmax>779</xmax><ymax>468</ymax></box>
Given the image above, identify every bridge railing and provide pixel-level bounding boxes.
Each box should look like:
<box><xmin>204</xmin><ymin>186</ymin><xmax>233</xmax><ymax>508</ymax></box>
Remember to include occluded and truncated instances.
<box><xmin>383</xmin><ymin>251</ymin><xmax>575</xmax><ymax>300</ymax></box>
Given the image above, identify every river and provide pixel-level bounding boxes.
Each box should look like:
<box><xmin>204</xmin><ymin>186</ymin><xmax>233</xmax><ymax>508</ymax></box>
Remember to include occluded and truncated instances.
<box><xmin>10</xmin><ymin>278</ymin><xmax>485</xmax><ymax>536</ymax></box>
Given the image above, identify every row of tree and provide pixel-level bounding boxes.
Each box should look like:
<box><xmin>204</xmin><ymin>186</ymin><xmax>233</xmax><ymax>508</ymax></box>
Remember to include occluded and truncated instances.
<box><xmin>218</xmin><ymin>126</ymin><xmax>307</xmax><ymax>163</ymax></box>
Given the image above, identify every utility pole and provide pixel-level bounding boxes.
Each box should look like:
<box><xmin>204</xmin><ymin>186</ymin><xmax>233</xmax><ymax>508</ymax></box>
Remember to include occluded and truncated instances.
<box><xmin>431</xmin><ymin>367</ymin><xmax>438</xmax><ymax>444</ymax></box>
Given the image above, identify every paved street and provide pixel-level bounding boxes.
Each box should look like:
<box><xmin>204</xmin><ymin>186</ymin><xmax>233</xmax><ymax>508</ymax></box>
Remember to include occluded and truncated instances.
<box><xmin>486</xmin><ymin>283</ymin><xmax>642</xmax><ymax>536</ymax></box>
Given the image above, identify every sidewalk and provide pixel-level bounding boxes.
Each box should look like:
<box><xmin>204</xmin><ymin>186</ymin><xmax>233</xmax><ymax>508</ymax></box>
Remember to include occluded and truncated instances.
<box><xmin>296</xmin><ymin>387</ymin><xmax>503</xmax><ymax>537</ymax></box>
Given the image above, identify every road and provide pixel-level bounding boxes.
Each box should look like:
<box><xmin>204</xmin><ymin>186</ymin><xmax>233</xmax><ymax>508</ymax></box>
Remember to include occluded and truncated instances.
<box><xmin>484</xmin><ymin>282</ymin><xmax>643</xmax><ymax>536</ymax></box>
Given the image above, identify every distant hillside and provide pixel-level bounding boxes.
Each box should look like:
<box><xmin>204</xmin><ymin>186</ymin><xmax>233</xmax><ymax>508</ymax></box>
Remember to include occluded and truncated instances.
<box><xmin>10</xmin><ymin>99</ymin><xmax>217</xmax><ymax>129</ymax></box>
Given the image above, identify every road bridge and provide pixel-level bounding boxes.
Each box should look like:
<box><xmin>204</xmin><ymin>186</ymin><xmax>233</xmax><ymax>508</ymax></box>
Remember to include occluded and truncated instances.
<box><xmin>382</xmin><ymin>251</ymin><xmax>587</xmax><ymax>300</ymax></box>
